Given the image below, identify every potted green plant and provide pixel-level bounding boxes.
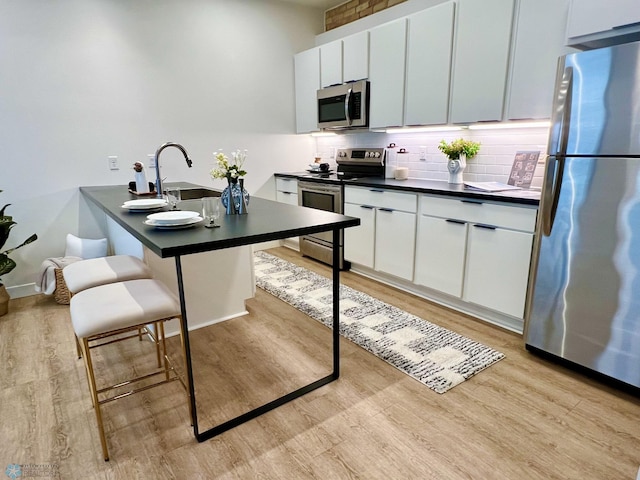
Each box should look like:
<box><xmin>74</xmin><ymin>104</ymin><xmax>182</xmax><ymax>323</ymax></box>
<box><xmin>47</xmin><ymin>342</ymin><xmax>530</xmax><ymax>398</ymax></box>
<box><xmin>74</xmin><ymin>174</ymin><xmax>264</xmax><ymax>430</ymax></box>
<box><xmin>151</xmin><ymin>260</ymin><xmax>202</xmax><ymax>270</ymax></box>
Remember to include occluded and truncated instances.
<box><xmin>0</xmin><ymin>191</ymin><xmax>38</xmax><ymax>316</ymax></box>
<box><xmin>438</xmin><ymin>138</ymin><xmax>481</xmax><ymax>184</ymax></box>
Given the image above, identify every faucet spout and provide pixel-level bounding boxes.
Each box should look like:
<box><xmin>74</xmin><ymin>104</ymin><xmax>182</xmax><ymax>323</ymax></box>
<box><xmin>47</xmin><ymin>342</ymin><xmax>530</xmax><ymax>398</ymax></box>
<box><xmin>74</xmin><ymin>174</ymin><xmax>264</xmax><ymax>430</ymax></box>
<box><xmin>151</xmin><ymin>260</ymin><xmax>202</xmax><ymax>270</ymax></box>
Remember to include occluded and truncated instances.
<box><xmin>154</xmin><ymin>142</ymin><xmax>193</xmax><ymax>199</ymax></box>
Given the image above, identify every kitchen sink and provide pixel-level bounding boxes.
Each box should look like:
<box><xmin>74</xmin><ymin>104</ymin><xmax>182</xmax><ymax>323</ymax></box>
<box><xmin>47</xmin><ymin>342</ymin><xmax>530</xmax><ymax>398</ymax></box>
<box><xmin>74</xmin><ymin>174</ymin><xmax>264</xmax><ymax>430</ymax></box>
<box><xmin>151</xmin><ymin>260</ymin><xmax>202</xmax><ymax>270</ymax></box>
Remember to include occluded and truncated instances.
<box><xmin>178</xmin><ymin>188</ymin><xmax>221</xmax><ymax>200</ymax></box>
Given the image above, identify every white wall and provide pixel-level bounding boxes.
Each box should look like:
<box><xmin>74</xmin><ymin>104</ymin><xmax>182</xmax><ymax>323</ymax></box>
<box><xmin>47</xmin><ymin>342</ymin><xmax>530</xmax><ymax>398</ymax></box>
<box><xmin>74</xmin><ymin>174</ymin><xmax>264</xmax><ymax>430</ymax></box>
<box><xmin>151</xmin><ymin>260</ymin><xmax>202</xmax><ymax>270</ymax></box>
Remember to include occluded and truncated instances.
<box><xmin>0</xmin><ymin>0</ymin><xmax>323</xmax><ymax>295</ymax></box>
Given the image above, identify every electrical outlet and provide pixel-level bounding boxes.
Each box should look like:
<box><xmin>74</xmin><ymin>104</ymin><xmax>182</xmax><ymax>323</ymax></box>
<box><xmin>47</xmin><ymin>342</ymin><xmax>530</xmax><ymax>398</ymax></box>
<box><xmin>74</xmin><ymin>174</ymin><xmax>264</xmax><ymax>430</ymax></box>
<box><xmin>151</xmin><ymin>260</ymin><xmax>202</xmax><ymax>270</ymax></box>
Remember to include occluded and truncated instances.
<box><xmin>147</xmin><ymin>154</ymin><xmax>156</xmax><ymax>169</ymax></box>
<box><xmin>419</xmin><ymin>146</ymin><xmax>427</xmax><ymax>161</ymax></box>
<box><xmin>108</xmin><ymin>155</ymin><xmax>119</xmax><ymax>170</ymax></box>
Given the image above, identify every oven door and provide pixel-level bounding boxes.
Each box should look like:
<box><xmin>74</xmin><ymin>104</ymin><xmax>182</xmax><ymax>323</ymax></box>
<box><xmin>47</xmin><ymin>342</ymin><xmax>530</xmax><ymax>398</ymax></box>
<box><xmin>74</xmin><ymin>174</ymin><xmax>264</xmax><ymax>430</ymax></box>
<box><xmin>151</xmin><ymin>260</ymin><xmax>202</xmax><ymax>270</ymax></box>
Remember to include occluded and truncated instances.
<box><xmin>298</xmin><ymin>183</ymin><xmax>342</xmax><ymax>244</ymax></box>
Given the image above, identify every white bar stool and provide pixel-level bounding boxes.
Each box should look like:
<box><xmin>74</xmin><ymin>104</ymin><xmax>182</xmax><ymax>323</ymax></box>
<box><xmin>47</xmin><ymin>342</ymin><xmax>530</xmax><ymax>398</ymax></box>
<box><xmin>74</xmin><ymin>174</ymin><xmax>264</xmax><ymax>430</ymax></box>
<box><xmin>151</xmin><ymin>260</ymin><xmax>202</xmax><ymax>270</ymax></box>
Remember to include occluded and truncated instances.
<box><xmin>62</xmin><ymin>255</ymin><xmax>152</xmax><ymax>357</ymax></box>
<box><xmin>70</xmin><ymin>278</ymin><xmax>189</xmax><ymax>461</ymax></box>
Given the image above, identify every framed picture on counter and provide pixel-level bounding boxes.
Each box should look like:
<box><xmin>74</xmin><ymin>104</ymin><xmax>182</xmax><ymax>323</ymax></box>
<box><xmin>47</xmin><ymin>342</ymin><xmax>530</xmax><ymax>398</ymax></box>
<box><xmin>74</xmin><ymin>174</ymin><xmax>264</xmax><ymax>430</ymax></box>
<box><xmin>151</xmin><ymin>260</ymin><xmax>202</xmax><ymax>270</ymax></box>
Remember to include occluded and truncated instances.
<box><xmin>508</xmin><ymin>151</ymin><xmax>540</xmax><ymax>188</ymax></box>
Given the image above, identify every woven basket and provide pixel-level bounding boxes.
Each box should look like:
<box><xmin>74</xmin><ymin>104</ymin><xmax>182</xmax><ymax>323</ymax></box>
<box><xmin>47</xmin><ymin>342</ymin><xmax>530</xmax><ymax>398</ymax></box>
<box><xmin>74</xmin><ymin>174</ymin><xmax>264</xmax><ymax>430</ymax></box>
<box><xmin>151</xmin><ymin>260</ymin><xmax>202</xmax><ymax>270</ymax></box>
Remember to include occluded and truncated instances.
<box><xmin>53</xmin><ymin>268</ymin><xmax>71</xmax><ymax>305</ymax></box>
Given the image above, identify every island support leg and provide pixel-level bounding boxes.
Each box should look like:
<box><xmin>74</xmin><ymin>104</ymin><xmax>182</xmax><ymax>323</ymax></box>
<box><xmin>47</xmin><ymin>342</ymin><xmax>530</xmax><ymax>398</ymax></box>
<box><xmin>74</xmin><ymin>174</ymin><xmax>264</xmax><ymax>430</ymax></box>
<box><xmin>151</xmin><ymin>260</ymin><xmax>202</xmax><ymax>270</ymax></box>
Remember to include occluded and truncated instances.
<box><xmin>178</xmin><ymin>229</ymin><xmax>342</xmax><ymax>443</ymax></box>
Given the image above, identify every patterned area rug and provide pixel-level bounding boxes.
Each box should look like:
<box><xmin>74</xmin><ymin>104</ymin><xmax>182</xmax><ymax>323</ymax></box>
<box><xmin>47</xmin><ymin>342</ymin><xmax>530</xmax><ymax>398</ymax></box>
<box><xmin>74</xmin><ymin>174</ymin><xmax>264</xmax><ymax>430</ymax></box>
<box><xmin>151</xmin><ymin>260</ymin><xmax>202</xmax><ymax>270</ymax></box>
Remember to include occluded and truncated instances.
<box><xmin>254</xmin><ymin>251</ymin><xmax>505</xmax><ymax>394</ymax></box>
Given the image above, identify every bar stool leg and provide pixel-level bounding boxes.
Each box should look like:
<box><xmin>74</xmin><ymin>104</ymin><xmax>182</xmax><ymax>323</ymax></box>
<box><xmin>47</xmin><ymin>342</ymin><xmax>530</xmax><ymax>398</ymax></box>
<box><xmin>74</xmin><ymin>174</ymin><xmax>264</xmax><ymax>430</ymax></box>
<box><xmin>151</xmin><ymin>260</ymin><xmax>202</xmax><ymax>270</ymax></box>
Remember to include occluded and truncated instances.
<box><xmin>82</xmin><ymin>337</ymin><xmax>110</xmax><ymax>461</ymax></box>
<box><xmin>75</xmin><ymin>335</ymin><xmax>83</xmax><ymax>359</ymax></box>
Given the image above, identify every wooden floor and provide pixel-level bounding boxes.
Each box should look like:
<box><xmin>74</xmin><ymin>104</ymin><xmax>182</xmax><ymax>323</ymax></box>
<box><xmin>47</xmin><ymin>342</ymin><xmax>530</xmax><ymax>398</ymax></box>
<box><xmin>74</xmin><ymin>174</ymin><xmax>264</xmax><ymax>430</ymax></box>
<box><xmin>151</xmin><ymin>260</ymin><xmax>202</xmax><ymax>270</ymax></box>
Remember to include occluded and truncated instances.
<box><xmin>1</xmin><ymin>247</ymin><xmax>639</xmax><ymax>479</ymax></box>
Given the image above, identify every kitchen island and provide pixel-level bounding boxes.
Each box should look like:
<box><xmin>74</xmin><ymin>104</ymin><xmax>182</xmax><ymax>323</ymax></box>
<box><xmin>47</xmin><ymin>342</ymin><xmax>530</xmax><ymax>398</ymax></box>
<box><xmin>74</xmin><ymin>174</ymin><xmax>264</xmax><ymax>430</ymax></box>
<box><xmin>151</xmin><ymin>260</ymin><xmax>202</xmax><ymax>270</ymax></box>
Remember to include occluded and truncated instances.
<box><xmin>80</xmin><ymin>183</ymin><xmax>360</xmax><ymax>442</ymax></box>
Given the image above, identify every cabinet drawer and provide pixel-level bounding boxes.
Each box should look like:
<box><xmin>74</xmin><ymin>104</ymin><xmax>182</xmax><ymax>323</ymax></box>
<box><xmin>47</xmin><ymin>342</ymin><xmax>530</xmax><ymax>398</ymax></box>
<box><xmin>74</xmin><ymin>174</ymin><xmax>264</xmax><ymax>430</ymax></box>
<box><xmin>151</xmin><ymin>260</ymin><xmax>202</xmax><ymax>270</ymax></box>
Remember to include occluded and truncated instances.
<box><xmin>345</xmin><ymin>186</ymin><xmax>417</xmax><ymax>213</ymax></box>
<box><xmin>276</xmin><ymin>177</ymin><xmax>298</xmax><ymax>193</ymax></box>
<box><xmin>276</xmin><ymin>190</ymin><xmax>298</xmax><ymax>206</ymax></box>
<box><xmin>420</xmin><ymin>195</ymin><xmax>536</xmax><ymax>232</ymax></box>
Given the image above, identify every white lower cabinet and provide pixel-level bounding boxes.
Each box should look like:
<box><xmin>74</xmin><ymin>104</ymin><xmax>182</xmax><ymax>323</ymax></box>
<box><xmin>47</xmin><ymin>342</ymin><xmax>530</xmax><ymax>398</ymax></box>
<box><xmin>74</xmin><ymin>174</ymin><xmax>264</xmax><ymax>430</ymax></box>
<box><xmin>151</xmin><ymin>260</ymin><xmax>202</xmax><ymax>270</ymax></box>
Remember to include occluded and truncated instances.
<box><xmin>345</xmin><ymin>187</ymin><xmax>538</xmax><ymax>330</ymax></box>
<box><xmin>463</xmin><ymin>224</ymin><xmax>533</xmax><ymax>318</ymax></box>
<box><xmin>375</xmin><ymin>208</ymin><xmax>416</xmax><ymax>281</ymax></box>
<box><xmin>414</xmin><ymin>194</ymin><xmax>537</xmax><ymax>320</ymax></box>
<box><xmin>344</xmin><ymin>186</ymin><xmax>417</xmax><ymax>281</ymax></box>
<box><xmin>275</xmin><ymin>177</ymin><xmax>298</xmax><ymax>205</ymax></box>
<box><xmin>344</xmin><ymin>203</ymin><xmax>375</xmax><ymax>268</ymax></box>
<box><xmin>414</xmin><ymin>215</ymin><xmax>467</xmax><ymax>297</ymax></box>
<box><xmin>275</xmin><ymin>177</ymin><xmax>299</xmax><ymax>247</ymax></box>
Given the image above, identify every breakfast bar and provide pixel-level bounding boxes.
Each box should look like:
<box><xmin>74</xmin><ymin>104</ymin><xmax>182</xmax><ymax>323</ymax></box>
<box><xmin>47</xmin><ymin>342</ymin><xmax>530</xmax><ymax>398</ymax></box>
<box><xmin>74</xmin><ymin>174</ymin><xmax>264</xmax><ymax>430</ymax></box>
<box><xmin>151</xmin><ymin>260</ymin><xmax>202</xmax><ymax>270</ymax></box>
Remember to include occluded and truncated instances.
<box><xmin>80</xmin><ymin>183</ymin><xmax>360</xmax><ymax>442</ymax></box>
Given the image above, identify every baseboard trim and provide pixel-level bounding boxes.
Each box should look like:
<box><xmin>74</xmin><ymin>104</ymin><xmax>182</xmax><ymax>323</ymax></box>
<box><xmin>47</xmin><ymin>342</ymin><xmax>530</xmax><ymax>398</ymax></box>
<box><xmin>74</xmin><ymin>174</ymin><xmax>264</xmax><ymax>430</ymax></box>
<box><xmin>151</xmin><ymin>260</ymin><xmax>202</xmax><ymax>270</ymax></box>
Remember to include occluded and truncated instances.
<box><xmin>6</xmin><ymin>283</ymin><xmax>38</xmax><ymax>299</ymax></box>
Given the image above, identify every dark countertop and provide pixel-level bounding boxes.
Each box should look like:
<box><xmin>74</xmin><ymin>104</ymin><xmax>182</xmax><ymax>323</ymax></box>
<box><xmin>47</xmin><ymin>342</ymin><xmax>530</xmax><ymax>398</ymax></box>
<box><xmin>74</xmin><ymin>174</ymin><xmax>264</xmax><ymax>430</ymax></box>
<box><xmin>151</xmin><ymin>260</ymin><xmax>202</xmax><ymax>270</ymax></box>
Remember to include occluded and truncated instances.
<box><xmin>276</xmin><ymin>172</ymin><xmax>540</xmax><ymax>206</ymax></box>
<box><xmin>81</xmin><ymin>182</ymin><xmax>360</xmax><ymax>258</ymax></box>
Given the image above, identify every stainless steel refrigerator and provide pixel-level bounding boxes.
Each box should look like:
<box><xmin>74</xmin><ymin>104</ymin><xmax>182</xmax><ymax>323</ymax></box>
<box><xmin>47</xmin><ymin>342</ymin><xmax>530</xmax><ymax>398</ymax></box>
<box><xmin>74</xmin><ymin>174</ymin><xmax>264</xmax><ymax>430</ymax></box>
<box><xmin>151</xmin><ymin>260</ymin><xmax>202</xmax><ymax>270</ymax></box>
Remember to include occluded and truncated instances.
<box><xmin>525</xmin><ymin>41</ymin><xmax>640</xmax><ymax>390</ymax></box>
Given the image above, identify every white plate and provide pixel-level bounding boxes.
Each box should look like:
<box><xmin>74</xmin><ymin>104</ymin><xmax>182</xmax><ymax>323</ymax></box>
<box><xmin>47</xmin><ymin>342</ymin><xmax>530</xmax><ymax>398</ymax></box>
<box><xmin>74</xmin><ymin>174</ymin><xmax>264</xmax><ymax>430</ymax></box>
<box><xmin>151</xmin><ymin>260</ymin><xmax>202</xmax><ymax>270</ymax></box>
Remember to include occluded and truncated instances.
<box><xmin>144</xmin><ymin>216</ymin><xmax>203</xmax><ymax>229</ymax></box>
<box><xmin>146</xmin><ymin>210</ymin><xmax>200</xmax><ymax>225</ymax></box>
<box><xmin>122</xmin><ymin>199</ymin><xmax>168</xmax><ymax>210</ymax></box>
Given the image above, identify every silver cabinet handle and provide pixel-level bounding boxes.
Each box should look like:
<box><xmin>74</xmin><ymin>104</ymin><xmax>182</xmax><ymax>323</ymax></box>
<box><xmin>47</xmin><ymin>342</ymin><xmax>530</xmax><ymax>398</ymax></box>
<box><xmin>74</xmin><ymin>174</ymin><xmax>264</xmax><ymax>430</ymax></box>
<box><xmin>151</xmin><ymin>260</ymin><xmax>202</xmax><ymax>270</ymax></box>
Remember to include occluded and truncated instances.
<box><xmin>445</xmin><ymin>219</ymin><xmax>465</xmax><ymax>225</ymax></box>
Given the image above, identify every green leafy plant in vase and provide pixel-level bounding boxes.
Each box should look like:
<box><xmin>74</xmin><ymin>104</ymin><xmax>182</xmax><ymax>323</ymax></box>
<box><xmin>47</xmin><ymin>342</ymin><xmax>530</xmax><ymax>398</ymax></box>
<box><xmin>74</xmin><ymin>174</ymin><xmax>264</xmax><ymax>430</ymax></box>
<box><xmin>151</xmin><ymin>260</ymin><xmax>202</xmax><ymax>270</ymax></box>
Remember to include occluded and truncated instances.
<box><xmin>438</xmin><ymin>138</ymin><xmax>481</xmax><ymax>184</ymax></box>
<box><xmin>0</xmin><ymin>191</ymin><xmax>38</xmax><ymax>316</ymax></box>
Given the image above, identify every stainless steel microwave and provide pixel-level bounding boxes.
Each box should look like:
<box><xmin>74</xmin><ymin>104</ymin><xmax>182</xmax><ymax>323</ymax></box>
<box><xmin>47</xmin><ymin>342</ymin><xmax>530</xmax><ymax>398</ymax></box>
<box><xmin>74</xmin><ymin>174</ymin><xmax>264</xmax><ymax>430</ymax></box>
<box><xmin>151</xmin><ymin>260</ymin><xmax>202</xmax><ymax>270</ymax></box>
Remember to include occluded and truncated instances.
<box><xmin>317</xmin><ymin>80</ymin><xmax>369</xmax><ymax>129</ymax></box>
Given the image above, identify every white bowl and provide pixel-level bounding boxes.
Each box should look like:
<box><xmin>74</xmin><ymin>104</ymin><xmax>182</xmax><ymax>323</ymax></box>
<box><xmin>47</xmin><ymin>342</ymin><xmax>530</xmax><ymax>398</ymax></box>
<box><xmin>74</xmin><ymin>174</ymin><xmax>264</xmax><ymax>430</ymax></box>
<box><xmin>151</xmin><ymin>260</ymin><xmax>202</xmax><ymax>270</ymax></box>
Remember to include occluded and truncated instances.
<box><xmin>146</xmin><ymin>210</ymin><xmax>200</xmax><ymax>225</ymax></box>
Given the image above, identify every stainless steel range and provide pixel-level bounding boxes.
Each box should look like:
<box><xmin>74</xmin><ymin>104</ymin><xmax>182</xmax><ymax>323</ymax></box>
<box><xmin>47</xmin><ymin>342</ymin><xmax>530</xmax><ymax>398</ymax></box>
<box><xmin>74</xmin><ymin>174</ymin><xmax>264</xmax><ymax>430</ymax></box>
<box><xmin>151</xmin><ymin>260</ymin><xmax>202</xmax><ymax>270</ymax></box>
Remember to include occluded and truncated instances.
<box><xmin>298</xmin><ymin>147</ymin><xmax>386</xmax><ymax>269</ymax></box>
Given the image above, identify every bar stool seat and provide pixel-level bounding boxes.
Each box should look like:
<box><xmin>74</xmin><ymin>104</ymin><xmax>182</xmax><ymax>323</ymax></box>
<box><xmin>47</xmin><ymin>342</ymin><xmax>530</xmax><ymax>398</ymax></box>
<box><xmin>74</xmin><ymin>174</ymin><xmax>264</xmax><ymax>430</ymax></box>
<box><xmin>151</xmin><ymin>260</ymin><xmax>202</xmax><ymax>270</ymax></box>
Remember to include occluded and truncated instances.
<box><xmin>70</xmin><ymin>278</ymin><xmax>189</xmax><ymax>461</ymax></box>
<box><xmin>63</xmin><ymin>255</ymin><xmax>152</xmax><ymax>294</ymax></box>
<box><xmin>63</xmin><ymin>255</ymin><xmax>152</xmax><ymax>358</ymax></box>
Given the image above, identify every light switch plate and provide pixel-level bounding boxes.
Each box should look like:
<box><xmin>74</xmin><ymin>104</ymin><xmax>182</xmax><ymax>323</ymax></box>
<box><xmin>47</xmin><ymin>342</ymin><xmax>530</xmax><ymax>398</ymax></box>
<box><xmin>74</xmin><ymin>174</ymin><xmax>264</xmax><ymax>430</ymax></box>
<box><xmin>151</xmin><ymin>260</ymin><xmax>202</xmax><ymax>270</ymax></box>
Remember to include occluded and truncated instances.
<box><xmin>108</xmin><ymin>156</ymin><xmax>119</xmax><ymax>170</ymax></box>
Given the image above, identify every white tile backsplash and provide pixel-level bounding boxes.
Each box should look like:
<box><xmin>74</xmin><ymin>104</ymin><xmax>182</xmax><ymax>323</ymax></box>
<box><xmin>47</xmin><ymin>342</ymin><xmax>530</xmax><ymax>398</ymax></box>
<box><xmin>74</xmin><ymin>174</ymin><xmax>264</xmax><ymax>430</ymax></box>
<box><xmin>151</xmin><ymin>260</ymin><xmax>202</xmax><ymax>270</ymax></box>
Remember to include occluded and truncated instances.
<box><xmin>315</xmin><ymin>126</ymin><xmax>549</xmax><ymax>189</ymax></box>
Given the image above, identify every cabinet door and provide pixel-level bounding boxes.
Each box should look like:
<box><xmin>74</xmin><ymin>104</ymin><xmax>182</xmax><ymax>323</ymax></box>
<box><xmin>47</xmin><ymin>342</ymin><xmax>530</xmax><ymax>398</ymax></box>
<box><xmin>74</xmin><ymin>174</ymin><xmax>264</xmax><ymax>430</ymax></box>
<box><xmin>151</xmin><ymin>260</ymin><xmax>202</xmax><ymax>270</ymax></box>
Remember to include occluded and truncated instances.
<box><xmin>463</xmin><ymin>225</ymin><xmax>533</xmax><ymax>318</ymax></box>
<box><xmin>414</xmin><ymin>215</ymin><xmax>467</xmax><ymax>297</ymax></box>
<box><xmin>343</xmin><ymin>31</ymin><xmax>369</xmax><ymax>82</ymax></box>
<box><xmin>320</xmin><ymin>40</ymin><xmax>342</xmax><ymax>88</ymax></box>
<box><xmin>294</xmin><ymin>47</ymin><xmax>320</xmax><ymax>133</ymax></box>
<box><xmin>566</xmin><ymin>0</ymin><xmax>640</xmax><ymax>39</ymax></box>
<box><xmin>276</xmin><ymin>191</ymin><xmax>298</xmax><ymax>206</ymax></box>
<box><xmin>404</xmin><ymin>2</ymin><xmax>455</xmax><ymax>126</ymax></box>
<box><xmin>344</xmin><ymin>203</ymin><xmax>376</xmax><ymax>268</ymax></box>
<box><xmin>374</xmin><ymin>209</ymin><xmax>416</xmax><ymax>280</ymax></box>
<box><xmin>507</xmin><ymin>0</ymin><xmax>574</xmax><ymax>120</ymax></box>
<box><xmin>369</xmin><ymin>19</ymin><xmax>407</xmax><ymax>129</ymax></box>
<box><xmin>450</xmin><ymin>0</ymin><xmax>514</xmax><ymax>123</ymax></box>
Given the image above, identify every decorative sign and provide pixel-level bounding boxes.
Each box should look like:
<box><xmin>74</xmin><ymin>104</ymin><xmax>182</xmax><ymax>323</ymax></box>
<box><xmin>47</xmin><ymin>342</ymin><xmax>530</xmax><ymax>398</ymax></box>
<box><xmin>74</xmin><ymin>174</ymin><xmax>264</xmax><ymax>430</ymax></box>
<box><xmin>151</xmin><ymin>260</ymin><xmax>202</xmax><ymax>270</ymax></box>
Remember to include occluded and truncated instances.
<box><xmin>508</xmin><ymin>151</ymin><xmax>540</xmax><ymax>188</ymax></box>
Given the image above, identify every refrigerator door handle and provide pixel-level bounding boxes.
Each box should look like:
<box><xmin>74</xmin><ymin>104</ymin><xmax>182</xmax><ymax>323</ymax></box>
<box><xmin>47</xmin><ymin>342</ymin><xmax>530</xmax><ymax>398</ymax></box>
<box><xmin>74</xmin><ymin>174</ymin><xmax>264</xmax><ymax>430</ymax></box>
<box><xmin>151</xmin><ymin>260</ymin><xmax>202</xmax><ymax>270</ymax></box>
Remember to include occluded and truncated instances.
<box><xmin>547</xmin><ymin>66</ymin><xmax>573</xmax><ymax>156</ymax></box>
<box><xmin>542</xmin><ymin>64</ymin><xmax>573</xmax><ymax>236</ymax></box>
<box><xmin>541</xmin><ymin>155</ymin><xmax>565</xmax><ymax>236</ymax></box>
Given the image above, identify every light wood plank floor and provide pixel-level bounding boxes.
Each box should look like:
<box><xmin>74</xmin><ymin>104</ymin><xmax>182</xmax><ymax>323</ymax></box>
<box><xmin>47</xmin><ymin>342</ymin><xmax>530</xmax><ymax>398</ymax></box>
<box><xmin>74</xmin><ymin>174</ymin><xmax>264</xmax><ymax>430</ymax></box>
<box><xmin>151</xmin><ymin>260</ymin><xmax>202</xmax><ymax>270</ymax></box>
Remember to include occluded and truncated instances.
<box><xmin>1</xmin><ymin>247</ymin><xmax>639</xmax><ymax>479</ymax></box>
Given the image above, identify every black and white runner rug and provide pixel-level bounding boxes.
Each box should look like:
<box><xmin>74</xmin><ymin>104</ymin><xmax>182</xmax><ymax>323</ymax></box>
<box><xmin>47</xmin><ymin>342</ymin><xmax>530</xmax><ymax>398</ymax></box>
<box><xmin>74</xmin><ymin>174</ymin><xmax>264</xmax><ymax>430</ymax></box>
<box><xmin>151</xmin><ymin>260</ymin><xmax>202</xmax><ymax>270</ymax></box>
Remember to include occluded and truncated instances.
<box><xmin>254</xmin><ymin>251</ymin><xmax>505</xmax><ymax>394</ymax></box>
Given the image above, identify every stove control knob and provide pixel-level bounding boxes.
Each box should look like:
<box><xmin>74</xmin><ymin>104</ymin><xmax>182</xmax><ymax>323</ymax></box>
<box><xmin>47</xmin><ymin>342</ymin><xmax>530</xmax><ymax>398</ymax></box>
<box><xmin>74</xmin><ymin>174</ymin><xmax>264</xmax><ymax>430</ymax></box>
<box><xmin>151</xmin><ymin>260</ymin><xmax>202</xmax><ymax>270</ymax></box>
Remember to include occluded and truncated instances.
<box><xmin>374</xmin><ymin>152</ymin><xmax>381</xmax><ymax>158</ymax></box>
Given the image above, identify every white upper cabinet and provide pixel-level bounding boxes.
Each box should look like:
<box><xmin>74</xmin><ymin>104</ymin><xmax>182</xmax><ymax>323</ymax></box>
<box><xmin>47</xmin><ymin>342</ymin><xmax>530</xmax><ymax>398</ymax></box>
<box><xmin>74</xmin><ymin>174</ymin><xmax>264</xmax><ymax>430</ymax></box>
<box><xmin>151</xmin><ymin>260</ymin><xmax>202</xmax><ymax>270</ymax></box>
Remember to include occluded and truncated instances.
<box><xmin>369</xmin><ymin>19</ymin><xmax>407</xmax><ymax>129</ymax></box>
<box><xmin>294</xmin><ymin>47</ymin><xmax>320</xmax><ymax>133</ymax></box>
<box><xmin>507</xmin><ymin>0</ymin><xmax>574</xmax><ymax>120</ymax></box>
<box><xmin>450</xmin><ymin>0</ymin><xmax>514</xmax><ymax>124</ymax></box>
<box><xmin>566</xmin><ymin>0</ymin><xmax>640</xmax><ymax>47</ymax></box>
<box><xmin>343</xmin><ymin>31</ymin><xmax>369</xmax><ymax>83</ymax></box>
<box><xmin>404</xmin><ymin>2</ymin><xmax>455</xmax><ymax>126</ymax></box>
<box><xmin>320</xmin><ymin>40</ymin><xmax>342</xmax><ymax>88</ymax></box>
<box><xmin>320</xmin><ymin>32</ymin><xmax>368</xmax><ymax>88</ymax></box>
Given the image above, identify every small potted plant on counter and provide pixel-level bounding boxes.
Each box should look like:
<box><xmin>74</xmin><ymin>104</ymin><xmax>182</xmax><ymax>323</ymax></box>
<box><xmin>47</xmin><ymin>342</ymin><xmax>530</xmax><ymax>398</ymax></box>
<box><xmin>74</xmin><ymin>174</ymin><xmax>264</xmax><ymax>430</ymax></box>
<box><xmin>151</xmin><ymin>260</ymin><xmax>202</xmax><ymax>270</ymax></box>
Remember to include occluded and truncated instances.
<box><xmin>0</xmin><ymin>191</ymin><xmax>38</xmax><ymax>316</ymax></box>
<box><xmin>438</xmin><ymin>138</ymin><xmax>481</xmax><ymax>184</ymax></box>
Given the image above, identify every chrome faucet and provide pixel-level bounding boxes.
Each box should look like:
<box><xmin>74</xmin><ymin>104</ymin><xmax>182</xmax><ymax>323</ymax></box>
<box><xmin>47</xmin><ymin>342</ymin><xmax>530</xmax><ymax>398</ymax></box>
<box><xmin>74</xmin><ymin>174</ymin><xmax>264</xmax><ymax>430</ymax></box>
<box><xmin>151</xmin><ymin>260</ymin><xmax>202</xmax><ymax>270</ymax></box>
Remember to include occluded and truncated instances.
<box><xmin>154</xmin><ymin>142</ymin><xmax>193</xmax><ymax>199</ymax></box>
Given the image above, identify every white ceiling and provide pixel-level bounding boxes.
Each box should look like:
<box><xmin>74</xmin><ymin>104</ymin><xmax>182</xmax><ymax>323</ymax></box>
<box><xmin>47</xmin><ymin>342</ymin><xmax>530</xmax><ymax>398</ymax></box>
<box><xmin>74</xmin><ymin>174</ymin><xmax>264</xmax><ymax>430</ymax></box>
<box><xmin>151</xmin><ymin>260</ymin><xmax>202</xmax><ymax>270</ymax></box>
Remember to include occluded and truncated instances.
<box><xmin>280</xmin><ymin>0</ymin><xmax>346</xmax><ymax>9</ymax></box>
